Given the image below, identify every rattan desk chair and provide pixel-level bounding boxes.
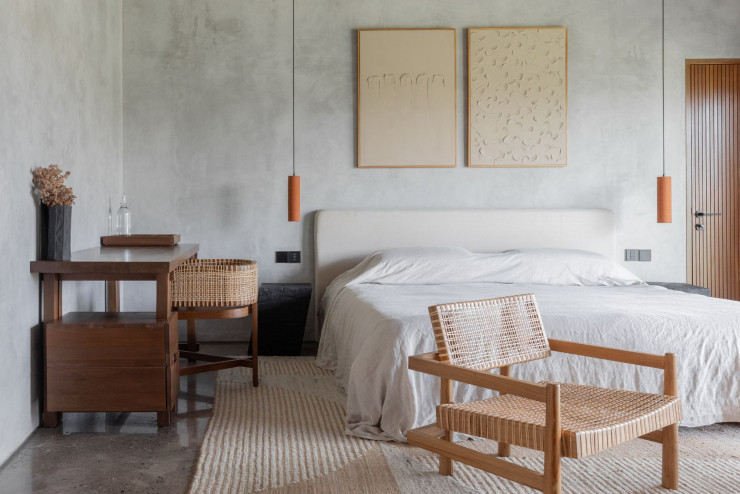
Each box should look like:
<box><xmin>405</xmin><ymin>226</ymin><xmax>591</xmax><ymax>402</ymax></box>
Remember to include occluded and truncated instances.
<box><xmin>407</xmin><ymin>294</ymin><xmax>681</xmax><ymax>494</ymax></box>
<box><xmin>171</xmin><ymin>259</ymin><xmax>259</xmax><ymax>386</ymax></box>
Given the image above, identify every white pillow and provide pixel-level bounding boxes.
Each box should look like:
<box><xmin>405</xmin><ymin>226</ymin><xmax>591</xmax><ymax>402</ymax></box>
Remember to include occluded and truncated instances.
<box><xmin>339</xmin><ymin>246</ymin><xmax>480</xmax><ymax>285</ymax></box>
<box><xmin>326</xmin><ymin>247</ymin><xmax>643</xmax><ymax>298</ymax></box>
<box><xmin>496</xmin><ymin>248</ymin><xmax>644</xmax><ymax>286</ymax></box>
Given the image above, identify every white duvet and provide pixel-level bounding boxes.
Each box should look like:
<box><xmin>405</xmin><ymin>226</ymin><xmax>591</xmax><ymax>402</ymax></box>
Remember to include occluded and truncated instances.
<box><xmin>316</xmin><ymin>248</ymin><xmax>740</xmax><ymax>442</ymax></box>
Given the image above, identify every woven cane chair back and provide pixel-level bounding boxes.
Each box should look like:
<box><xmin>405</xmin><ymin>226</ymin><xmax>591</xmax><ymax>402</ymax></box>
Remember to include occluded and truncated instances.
<box><xmin>429</xmin><ymin>294</ymin><xmax>551</xmax><ymax>370</ymax></box>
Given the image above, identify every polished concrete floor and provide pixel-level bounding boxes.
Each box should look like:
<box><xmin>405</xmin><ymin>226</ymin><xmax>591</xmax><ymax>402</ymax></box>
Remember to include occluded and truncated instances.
<box><xmin>0</xmin><ymin>343</ymin><xmax>317</xmax><ymax>494</ymax></box>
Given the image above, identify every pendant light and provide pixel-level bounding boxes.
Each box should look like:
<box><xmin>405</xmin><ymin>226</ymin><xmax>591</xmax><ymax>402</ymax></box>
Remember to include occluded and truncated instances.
<box><xmin>288</xmin><ymin>0</ymin><xmax>301</xmax><ymax>222</ymax></box>
<box><xmin>657</xmin><ymin>0</ymin><xmax>672</xmax><ymax>223</ymax></box>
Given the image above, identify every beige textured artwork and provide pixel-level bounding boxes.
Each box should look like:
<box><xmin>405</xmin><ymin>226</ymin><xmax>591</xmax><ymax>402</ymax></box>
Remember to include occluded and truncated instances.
<box><xmin>468</xmin><ymin>28</ymin><xmax>567</xmax><ymax>167</ymax></box>
<box><xmin>358</xmin><ymin>29</ymin><xmax>456</xmax><ymax>167</ymax></box>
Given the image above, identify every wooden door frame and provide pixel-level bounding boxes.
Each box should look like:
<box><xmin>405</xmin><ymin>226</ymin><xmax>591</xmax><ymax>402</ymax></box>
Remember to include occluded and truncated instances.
<box><xmin>685</xmin><ymin>59</ymin><xmax>740</xmax><ymax>284</ymax></box>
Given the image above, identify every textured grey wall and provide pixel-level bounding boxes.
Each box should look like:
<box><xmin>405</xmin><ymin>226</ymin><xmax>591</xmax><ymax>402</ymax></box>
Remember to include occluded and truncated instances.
<box><xmin>0</xmin><ymin>0</ymin><xmax>122</xmax><ymax>465</ymax></box>
<box><xmin>120</xmin><ymin>0</ymin><xmax>739</xmax><ymax>342</ymax></box>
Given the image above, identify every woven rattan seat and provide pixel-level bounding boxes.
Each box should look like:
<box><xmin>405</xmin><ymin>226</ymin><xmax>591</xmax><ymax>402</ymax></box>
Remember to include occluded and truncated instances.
<box><xmin>438</xmin><ymin>382</ymin><xmax>682</xmax><ymax>459</ymax></box>
<box><xmin>171</xmin><ymin>259</ymin><xmax>259</xmax><ymax>384</ymax></box>
<box><xmin>407</xmin><ymin>294</ymin><xmax>682</xmax><ymax>493</ymax></box>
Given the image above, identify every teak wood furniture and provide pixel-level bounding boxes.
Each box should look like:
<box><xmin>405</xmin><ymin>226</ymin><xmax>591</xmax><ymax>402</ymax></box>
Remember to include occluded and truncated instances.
<box><xmin>171</xmin><ymin>259</ymin><xmax>259</xmax><ymax>384</ymax></box>
<box><xmin>407</xmin><ymin>294</ymin><xmax>681</xmax><ymax>493</ymax></box>
<box><xmin>31</xmin><ymin>243</ymin><xmax>199</xmax><ymax>428</ymax></box>
<box><xmin>100</xmin><ymin>233</ymin><xmax>181</xmax><ymax>246</ymax></box>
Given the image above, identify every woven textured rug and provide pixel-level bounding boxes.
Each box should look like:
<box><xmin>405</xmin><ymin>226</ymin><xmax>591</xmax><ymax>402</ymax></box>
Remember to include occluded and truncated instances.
<box><xmin>189</xmin><ymin>357</ymin><xmax>740</xmax><ymax>493</ymax></box>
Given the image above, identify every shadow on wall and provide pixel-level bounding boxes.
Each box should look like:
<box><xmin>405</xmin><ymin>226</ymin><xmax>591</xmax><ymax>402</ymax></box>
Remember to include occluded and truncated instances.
<box><xmin>30</xmin><ymin>323</ymin><xmax>42</xmax><ymax>425</ymax></box>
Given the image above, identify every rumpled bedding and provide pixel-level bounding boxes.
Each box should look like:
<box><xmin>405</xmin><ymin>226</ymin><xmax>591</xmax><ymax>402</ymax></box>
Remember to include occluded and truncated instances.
<box><xmin>315</xmin><ymin>248</ymin><xmax>740</xmax><ymax>442</ymax></box>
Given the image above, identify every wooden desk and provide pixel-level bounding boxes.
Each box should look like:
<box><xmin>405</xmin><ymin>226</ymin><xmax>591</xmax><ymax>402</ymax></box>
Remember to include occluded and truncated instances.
<box><xmin>31</xmin><ymin>244</ymin><xmax>199</xmax><ymax>427</ymax></box>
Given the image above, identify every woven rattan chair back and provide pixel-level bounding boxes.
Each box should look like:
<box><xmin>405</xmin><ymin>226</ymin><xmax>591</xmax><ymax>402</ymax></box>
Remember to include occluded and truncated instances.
<box><xmin>429</xmin><ymin>294</ymin><xmax>551</xmax><ymax>370</ymax></box>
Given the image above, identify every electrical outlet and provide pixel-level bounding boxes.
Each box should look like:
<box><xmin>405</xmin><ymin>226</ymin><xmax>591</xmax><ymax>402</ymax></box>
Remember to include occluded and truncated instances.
<box><xmin>275</xmin><ymin>251</ymin><xmax>301</xmax><ymax>263</ymax></box>
<box><xmin>638</xmin><ymin>249</ymin><xmax>652</xmax><ymax>262</ymax></box>
<box><xmin>625</xmin><ymin>249</ymin><xmax>639</xmax><ymax>262</ymax></box>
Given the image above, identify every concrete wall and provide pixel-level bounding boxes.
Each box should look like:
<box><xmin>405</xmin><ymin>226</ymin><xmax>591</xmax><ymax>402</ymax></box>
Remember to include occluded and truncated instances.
<box><xmin>0</xmin><ymin>0</ymin><xmax>736</xmax><ymax>469</ymax></box>
<box><xmin>121</xmin><ymin>0</ymin><xmax>739</xmax><ymax>340</ymax></box>
<box><xmin>0</xmin><ymin>0</ymin><xmax>122</xmax><ymax>465</ymax></box>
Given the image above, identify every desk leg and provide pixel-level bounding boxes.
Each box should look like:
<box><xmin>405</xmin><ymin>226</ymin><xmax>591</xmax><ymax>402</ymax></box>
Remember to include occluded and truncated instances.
<box><xmin>251</xmin><ymin>303</ymin><xmax>258</xmax><ymax>387</ymax></box>
<box><xmin>157</xmin><ymin>411</ymin><xmax>171</xmax><ymax>427</ymax></box>
<box><xmin>156</xmin><ymin>273</ymin><xmax>172</xmax><ymax>320</ymax></box>
<box><xmin>43</xmin><ymin>274</ymin><xmax>62</xmax><ymax>428</ymax></box>
<box><xmin>106</xmin><ymin>280</ymin><xmax>120</xmax><ymax>312</ymax></box>
<box><xmin>156</xmin><ymin>273</ymin><xmax>174</xmax><ymax>426</ymax></box>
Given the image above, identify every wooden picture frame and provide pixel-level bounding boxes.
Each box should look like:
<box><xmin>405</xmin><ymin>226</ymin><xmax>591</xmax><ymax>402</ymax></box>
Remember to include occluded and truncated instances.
<box><xmin>357</xmin><ymin>28</ymin><xmax>457</xmax><ymax>168</ymax></box>
<box><xmin>468</xmin><ymin>27</ymin><xmax>567</xmax><ymax>167</ymax></box>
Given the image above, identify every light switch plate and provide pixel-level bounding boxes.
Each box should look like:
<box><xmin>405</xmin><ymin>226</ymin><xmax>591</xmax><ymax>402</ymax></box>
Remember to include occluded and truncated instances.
<box><xmin>625</xmin><ymin>249</ymin><xmax>639</xmax><ymax>262</ymax></box>
<box><xmin>275</xmin><ymin>251</ymin><xmax>301</xmax><ymax>263</ymax></box>
<box><xmin>638</xmin><ymin>249</ymin><xmax>651</xmax><ymax>262</ymax></box>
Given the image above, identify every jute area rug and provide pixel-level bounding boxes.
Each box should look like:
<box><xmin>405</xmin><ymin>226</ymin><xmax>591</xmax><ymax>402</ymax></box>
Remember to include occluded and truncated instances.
<box><xmin>189</xmin><ymin>357</ymin><xmax>740</xmax><ymax>493</ymax></box>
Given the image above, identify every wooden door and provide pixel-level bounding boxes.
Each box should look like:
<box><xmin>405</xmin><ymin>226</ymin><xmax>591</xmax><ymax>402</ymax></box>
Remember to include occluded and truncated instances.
<box><xmin>686</xmin><ymin>60</ymin><xmax>740</xmax><ymax>300</ymax></box>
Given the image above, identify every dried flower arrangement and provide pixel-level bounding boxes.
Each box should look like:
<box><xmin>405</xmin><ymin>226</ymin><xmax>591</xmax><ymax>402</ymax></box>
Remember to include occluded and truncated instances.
<box><xmin>31</xmin><ymin>164</ymin><xmax>76</xmax><ymax>207</ymax></box>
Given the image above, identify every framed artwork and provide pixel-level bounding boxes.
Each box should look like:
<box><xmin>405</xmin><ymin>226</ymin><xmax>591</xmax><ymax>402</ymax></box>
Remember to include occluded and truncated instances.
<box><xmin>468</xmin><ymin>27</ymin><xmax>567</xmax><ymax>167</ymax></box>
<box><xmin>357</xmin><ymin>28</ymin><xmax>457</xmax><ymax>168</ymax></box>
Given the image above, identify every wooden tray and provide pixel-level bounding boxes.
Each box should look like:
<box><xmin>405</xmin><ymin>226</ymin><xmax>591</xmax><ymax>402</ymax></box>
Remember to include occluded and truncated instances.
<box><xmin>101</xmin><ymin>234</ymin><xmax>180</xmax><ymax>247</ymax></box>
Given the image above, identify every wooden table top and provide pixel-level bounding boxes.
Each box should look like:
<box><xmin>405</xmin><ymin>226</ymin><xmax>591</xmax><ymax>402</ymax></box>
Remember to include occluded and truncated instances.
<box><xmin>30</xmin><ymin>244</ymin><xmax>199</xmax><ymax>274</ymax></box>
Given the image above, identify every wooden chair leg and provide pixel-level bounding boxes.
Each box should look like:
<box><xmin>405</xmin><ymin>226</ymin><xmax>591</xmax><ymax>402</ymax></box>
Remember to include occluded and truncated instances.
<box><xmin>544</xmin><ymin>383</ymin><xmax>562</xmax><ymax>494</ymax></box>
<box><xmin>498</xmin><ymin>365</ymin><xmax>511</xmax><ymax>457</ymax></box>
<box><xmin>662</xmin><ymin>353</ymin><xmax>679</xmax><ymax>489</ymax></box>
<box><xmin>187</xmin><ymin>319</ymin><xmax>198</xmax><ymax>352</ymax></box>
<box><xmin>439</xmin><ymin>377</ymin><xmax>453</xmax><ymax>475</ymax></box>
<box><xmin>498</xmin><ymin>442</ymin><xmax>511</xmax><ymax>457</ymax></box>
<box><xmin>662</xmin><ymin>423</ymin><xmax>679</xmax><ymax>489</ymax></box>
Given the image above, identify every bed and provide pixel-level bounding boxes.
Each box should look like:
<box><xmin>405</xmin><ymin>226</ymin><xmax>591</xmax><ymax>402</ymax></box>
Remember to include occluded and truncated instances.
<box><xmin>313</xmin><ymin>209</ymin><xmax>740</xmax><ymax>442</ymax></box>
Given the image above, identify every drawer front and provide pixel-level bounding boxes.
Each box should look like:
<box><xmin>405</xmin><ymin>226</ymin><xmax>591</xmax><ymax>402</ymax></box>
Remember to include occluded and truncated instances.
<box><xmin>46</xmin><ymin>325</ymin><xmax>165</xmax><ymax>368</ymax></box>
<box><xmin>46</xmin><ymin>367</ymin><xmax>166</xmax><ymax>412</ymax></box>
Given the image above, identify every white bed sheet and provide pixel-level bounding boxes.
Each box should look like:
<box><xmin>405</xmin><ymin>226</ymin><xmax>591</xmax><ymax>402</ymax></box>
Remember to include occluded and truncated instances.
<box><xmin>316</xmin><ymin>282</ymin><xmax>740</xmax><ymax>442</ymax></box>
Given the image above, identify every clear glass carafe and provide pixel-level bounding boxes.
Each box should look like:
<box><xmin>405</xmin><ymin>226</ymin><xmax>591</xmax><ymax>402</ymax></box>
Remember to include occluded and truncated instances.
<box><xmin>117</xmin><ymin>195</ymin><xmax>131</xmax><ymax>236</ymax></box>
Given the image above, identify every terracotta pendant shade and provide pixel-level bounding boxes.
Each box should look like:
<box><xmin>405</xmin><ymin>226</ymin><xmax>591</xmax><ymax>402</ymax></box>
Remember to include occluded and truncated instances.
<box><xmin>657</xmin><ymin>176</ymin><xmax>672</xmax><ymax>223</ymax></box>
<box><xmin>288</xmin><ymin>175</ymin><xmax>301</xmax><ymax>222</ymax></box>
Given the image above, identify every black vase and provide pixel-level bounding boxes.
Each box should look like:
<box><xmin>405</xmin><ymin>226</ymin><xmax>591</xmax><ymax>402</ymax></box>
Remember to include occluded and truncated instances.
<box><xmin>42</xmin><ymin>205</ymin><xmax>72</xmax><ymax>260</ymax></box>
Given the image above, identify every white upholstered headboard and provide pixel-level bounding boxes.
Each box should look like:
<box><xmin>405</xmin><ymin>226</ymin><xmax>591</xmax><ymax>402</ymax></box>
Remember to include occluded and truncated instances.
<box><xmin>314</xmin><ymin>209</ymin><xmax>615</xmax><ymax>302</ymax></box>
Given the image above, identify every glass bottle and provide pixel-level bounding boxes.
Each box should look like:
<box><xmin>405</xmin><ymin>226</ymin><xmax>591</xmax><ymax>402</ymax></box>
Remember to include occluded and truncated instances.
<box><xmin>107</xmin><ymin>197</ymin><xmax>113</xmax><ymax>235</ymax></box>
<box><xmin>117</xmin><ymin>195</ymin><xmax>131</xmax><ymax>236</ymax></box>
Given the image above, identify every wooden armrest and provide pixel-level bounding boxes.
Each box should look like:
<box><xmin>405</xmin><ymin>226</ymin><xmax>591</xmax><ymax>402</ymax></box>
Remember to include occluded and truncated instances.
<box><xmin>548</xmin><ymin>339</ymin><xmax>678</xmax><ymax>397</ymax></box>
<box><xmin>408</xmin><ymin>353</ymin><xmax>547</xmax><ymax>402</ymax></box>
<box><xmin>548</xmin><ymin>338</ymin><xmax>669</xmax><ymax>369</ymax></box>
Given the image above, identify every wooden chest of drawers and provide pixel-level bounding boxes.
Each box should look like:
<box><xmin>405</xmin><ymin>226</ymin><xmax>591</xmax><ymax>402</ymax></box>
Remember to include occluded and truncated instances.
<box><xmin>45</xmin><ymin>312</ymin><xmax>179</xmax><ymax>425</ymax></box>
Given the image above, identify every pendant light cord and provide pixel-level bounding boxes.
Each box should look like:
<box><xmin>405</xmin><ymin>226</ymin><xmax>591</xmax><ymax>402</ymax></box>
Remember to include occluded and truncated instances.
<box><xmin>292</xmin><ymin>0</ymin><xmax>296</xmax><ymax>177</ymax></box>
<box><xmin>661</xmin><ymin>0</ymin><xmax>665</xmax><ymax>177</ymax></box>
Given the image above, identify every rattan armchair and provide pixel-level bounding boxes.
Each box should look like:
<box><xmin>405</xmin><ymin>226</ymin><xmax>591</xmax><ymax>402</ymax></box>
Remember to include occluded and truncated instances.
<box><xmin>407</xmin><ymin>294</ymin><xmax>681</xmax><ymax>493</ymax></box>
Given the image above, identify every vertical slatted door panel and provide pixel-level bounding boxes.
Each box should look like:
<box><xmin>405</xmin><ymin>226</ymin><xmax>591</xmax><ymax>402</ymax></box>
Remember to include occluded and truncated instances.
<box><xmin>687</xmin><ymin>61</ymin><xmax>740</xmax><ymax>301</ymax></box>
